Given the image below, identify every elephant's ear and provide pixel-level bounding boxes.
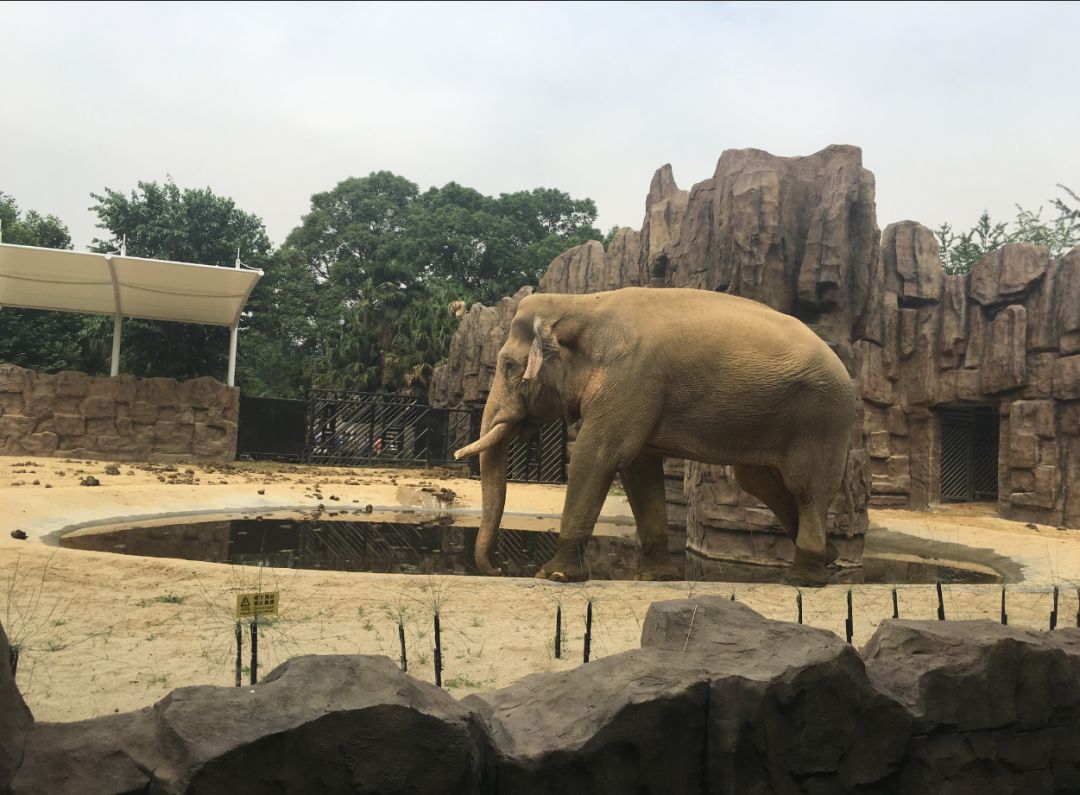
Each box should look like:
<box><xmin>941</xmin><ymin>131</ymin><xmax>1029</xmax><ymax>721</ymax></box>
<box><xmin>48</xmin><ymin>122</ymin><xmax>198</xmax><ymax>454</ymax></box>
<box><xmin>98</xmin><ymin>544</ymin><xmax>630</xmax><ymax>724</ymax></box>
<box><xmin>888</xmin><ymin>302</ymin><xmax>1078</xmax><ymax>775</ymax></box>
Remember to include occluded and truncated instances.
<box><xmin>524</xmin><ymin>316</ymin><xmax>558</xmax><ymax>380</ymax></box>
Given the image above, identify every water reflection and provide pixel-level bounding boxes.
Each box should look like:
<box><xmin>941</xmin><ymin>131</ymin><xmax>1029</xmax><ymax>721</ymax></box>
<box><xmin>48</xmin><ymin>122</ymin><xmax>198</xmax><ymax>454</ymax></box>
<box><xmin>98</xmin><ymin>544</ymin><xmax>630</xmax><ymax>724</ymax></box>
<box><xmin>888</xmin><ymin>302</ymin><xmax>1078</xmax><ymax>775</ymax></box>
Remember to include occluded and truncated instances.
<box><xmin>60</xmin><ymin>516</ymin><xmax>1002</xmax><ymax>584</ymax></box>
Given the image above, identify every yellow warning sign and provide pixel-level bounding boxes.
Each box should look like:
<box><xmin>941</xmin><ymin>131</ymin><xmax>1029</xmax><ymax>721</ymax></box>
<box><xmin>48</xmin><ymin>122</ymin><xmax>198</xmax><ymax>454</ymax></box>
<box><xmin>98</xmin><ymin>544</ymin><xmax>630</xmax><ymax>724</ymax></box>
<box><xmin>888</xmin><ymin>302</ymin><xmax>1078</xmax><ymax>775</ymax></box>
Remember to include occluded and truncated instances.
<box><xmin>235</xmin><ymin>591</ymin><xmax>280</xmax><ymax>619</ymax></box>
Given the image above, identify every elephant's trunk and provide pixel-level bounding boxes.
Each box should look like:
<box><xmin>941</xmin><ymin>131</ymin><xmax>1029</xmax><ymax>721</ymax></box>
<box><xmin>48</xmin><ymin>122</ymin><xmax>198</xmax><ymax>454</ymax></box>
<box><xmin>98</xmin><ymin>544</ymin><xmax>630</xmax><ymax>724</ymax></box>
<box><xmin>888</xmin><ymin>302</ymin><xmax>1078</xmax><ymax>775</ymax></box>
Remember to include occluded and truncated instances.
<box><xmin>475</xmin><ymin>435</ymin><xmax>509</xmax><ymax>576</ymax></box>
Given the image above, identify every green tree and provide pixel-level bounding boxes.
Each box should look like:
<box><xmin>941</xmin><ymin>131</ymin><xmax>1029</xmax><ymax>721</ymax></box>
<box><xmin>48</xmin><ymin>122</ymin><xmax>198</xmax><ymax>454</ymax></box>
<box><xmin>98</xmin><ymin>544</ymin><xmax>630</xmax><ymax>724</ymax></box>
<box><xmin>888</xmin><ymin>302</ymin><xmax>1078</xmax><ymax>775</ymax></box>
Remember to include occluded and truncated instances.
<box><xmin>936</xmin><ymin>185</ymin><xmax>1080</xmax><ymax>275</ymax></box>
<box><xmin>88</xmin><ymin>179</ymin><xmax>314</xmax><ymax>390</ymax></box>
<box><xmin>287</xmin><ymin>172</ymin><xmax>602</xmax><ymax>394</ymax></box>
<box><xmin>0</xmin><ymin>193</ymin><xmax>95</xmax><ymax>373</ymax></box>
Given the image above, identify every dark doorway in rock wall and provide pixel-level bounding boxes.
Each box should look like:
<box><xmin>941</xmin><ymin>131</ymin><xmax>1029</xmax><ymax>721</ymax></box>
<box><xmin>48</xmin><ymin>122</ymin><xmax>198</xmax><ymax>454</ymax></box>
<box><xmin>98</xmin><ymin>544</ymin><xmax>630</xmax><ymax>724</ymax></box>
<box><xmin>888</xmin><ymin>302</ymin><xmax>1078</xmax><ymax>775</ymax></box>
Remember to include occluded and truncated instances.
<box><xmin>939</xmin><ymin>406</ymin><xmax>999</xmax><ymax>502</ymax></box>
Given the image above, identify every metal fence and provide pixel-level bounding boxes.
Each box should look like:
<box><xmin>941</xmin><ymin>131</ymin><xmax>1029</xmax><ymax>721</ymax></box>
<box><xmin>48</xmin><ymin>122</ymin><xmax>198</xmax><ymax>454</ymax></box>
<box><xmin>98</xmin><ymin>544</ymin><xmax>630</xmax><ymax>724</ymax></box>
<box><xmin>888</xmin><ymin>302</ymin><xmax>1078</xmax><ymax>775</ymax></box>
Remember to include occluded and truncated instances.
<box><xmin>301</xmin><ymin>389</ymin><xmax>567</xmax><ymax>483</ymax></box>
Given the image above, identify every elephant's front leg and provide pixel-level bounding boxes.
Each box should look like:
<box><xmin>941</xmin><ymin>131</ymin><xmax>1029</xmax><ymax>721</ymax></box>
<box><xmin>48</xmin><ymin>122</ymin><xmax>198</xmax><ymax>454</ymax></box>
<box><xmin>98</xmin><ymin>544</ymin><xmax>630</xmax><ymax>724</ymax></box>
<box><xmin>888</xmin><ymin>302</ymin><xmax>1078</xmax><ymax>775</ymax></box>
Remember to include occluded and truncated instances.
<box><xmin>621</xmin><ymin>451</ymin><xmax>680</xmax><ymax>581</ymax></box>
<box><xmin>536</xmin><ymin>425</ymin><xmax>621</xmax><ymax>583</ymax></box>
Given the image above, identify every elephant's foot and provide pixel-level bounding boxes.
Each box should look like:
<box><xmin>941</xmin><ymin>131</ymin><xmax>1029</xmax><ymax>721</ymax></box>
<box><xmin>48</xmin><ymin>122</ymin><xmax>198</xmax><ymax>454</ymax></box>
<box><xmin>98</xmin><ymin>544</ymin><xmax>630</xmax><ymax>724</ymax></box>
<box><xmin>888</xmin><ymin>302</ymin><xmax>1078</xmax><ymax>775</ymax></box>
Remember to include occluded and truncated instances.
<box><xmin>792</xmin><ymin>546</ymin><xmax>831</xmax><ymax>587</ymax></box>
<box><xmin>825</xmin><ymin>540</ymin><xmax>839</xmax><ymax>566</ymax></box>
<box><xmin>536</xmin><ymin>548</ymin><xmax>589</xmax><ymax>583</ymax></box>
<box><xmin>634</xmin><ymin>550</ymin><xmax>680</xmax><ymax>582</ymax></box>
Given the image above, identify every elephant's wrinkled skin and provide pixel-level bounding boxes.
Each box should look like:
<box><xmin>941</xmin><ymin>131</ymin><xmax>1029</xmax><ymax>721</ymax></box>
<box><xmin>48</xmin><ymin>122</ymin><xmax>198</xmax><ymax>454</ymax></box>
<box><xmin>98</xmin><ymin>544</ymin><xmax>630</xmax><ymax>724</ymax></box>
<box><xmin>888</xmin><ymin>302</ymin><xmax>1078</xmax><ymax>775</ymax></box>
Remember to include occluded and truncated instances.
<box><xmin>455</xmin><ymin>287</ymin><xmax>857</xmax><ymax>583</ymax></box>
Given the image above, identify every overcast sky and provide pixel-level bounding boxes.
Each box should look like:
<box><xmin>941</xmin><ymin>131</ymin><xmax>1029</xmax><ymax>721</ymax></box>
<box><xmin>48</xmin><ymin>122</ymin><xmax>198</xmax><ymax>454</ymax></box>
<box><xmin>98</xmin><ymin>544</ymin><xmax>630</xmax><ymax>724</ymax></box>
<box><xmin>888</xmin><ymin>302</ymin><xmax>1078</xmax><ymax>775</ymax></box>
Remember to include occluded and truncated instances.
<box><xmin>2</xmin><ymin>1</ymin><xmax>1077</xmax><ymax>253</ymax></box>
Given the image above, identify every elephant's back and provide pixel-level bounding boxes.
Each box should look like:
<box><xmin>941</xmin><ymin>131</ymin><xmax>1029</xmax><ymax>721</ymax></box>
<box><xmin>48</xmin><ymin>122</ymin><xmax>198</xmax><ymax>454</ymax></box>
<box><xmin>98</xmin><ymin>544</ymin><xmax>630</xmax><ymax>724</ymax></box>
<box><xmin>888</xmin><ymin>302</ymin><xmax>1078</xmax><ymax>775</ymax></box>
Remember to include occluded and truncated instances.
<box><xmin>606</xmin><ymin>288</ymin><xmax>840</xmax><ymax>368</ymax></box>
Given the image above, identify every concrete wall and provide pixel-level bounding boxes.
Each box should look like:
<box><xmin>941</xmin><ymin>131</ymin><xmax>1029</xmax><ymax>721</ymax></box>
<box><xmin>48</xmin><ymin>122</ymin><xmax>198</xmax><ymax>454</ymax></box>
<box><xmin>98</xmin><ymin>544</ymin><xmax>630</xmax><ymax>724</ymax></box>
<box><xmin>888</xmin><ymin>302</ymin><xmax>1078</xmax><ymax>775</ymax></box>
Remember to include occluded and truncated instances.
<box><xmin>0</xmin><ymin>365</ymin><xmax>238</xmax><ymax>463</ymax></box>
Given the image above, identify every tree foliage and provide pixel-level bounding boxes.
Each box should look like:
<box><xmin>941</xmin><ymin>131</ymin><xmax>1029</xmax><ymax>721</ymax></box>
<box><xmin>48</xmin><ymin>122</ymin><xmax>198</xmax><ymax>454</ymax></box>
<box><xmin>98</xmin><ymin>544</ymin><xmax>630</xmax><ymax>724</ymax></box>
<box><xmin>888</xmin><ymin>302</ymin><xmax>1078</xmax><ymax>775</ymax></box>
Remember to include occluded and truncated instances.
<box><xmin>285</xmin><ymin>172</ymin><xmax>601</xmax><ymax>394</ymax></box>
<box><xmin>936</xmin><ymin>185</ymin><xmax>1080</xmax><ymax>275</ymax></box>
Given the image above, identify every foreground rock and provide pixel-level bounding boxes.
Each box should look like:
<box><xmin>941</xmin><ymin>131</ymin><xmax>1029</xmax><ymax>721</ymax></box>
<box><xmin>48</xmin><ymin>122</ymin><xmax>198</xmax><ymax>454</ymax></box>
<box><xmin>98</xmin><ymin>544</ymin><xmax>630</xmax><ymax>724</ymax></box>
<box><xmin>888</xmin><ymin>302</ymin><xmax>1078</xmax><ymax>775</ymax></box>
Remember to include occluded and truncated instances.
<box><xmin>12</xmin><ymin>655</ymin><xmax>487</xmax><ymax>794</ymax></box>
<box><xmin>641</xmin><ymin>597</ymin><xmax>910</xmax><ymax>793</ymax></box>
<box><xmin>863</xmin><ymin>620</ymin><xmax>1080</xmax><ymax>793</ymax></box>
<box><xmin>0</xmin><ymin>621</ymin><xmax>33</xmax><ymax>793</ymax></box>
<box><xmin>9</xmin><ymin>601</ymin><xmax>1080</xmax><ymax>793</ymax></box>
<box><xmin>465</xmin><ymin>648</ymin><xmax>711</xmax><ymax>793</ymax></box>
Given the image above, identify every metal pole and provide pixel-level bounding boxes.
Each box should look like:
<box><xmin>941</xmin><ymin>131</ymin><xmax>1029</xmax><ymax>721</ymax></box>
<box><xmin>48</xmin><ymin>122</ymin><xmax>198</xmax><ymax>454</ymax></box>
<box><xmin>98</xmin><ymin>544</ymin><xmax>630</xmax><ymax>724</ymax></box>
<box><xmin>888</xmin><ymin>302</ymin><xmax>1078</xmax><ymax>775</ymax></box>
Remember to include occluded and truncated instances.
<box><xmin>227</xmin><ymin>324</ymin><xmax>239</xmax><ymax>386</ymax></box>
<box><xmin>110</xmin><ymin>313</ymin><xmax>122</xmax><ymax>376</ymax></box>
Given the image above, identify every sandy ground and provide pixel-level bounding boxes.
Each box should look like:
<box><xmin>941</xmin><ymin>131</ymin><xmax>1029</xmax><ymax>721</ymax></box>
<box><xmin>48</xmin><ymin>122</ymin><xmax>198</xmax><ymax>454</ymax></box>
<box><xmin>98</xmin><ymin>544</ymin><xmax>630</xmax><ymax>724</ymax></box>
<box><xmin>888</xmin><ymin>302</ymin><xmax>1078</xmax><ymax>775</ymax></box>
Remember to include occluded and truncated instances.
<box><xmin>2</xmin><ymin>453</ymin><xmax>1080</xmax><ymax>723</ymax></box>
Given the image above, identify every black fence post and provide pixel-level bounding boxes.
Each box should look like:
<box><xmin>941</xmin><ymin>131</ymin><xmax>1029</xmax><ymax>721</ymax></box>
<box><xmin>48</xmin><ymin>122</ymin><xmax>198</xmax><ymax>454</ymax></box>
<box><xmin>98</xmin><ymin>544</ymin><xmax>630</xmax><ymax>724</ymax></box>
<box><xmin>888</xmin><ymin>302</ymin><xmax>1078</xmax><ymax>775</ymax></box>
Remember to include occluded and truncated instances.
<box><xmin>845</xmin><ymin>590</ymin><xmax>853</xmax><ymax>644</ymax></box>
<box><xmin>936</xmin><ymin>582</ymin><xmax>945</xmax><ymax>621</ymax></box>
<box><xmin>796</xmin><ymin>590</ymin><xmax>803</xmax><ymax>624</ymax></box>
<box><xmin>555</xmin><ymin>605</ymin><xmax>562</xmax><ymax>659</ymax></box>
<box><xmin>1001</xmin><ymin>588</ymin><xmax>1008</xmax><ymax>625</ymax></box>
<box><xmin>892</xmin><ymin>588</ymin><xmax>899</xmax><ymax>619</ymax></box>
<box><xmin>399</xmin><ymin>621</ymin><xmax>408</xmax><ymax>673</ymax></box>
<box><xmin>235</xmin><ymin>621</ymin><xmax>242</xmax><ymax>687</ymax></box>
<box><xmin>1051</xmin><ymin>586</ymin><xmax>1059</xmax><ymax>631</ymax></box>
<box><xmin>434</xmin><ymin>612</ymin><xmax>442</xmax><ymax>687</ymax></box>
<box><xmin>250</xmin><ymin>616</ymin><xmax>258</xmax><ymax>685</ymax></box>
<box><xmin>583</xmin><ymin>601</ymin><xmax>593</xmax><ymax>664</ymax></box>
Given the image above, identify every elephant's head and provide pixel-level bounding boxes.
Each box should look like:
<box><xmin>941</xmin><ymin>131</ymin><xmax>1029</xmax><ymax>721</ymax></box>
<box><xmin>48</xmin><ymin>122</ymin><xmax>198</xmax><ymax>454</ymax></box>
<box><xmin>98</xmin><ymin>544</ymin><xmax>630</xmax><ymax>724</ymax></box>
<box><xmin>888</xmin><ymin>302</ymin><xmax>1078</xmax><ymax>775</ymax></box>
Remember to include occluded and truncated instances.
<box><xmin>454</xmin><ymin>295</ymin><xmax>577</xmax><ymax>575</ymax></box>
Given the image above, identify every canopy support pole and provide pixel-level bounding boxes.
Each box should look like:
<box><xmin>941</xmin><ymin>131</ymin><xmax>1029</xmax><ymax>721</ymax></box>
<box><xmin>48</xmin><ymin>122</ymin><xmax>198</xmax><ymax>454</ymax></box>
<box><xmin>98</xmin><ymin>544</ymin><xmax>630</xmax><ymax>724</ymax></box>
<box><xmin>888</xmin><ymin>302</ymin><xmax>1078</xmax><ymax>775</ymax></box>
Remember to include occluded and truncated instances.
<box><xmin>227</xmin><ymin>324</ymin><xmax>238</xmax><ymax>387</ymax></box>
<box><xmin>105</xmin><ymin>252</ymin><xmax>124</xmax><ymax>378</ymax></box>
<box><xmin>110</xmin><ymin>313</ymin><xmax>122</xmax><ymax>377</ymax></box>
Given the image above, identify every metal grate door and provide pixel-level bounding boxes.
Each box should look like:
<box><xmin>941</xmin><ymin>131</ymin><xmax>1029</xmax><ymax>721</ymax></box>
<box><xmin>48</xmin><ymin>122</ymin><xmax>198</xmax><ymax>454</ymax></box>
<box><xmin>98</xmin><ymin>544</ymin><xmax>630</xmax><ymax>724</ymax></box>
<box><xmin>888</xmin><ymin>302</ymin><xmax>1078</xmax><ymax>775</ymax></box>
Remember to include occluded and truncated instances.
<box><xmin>940</xmin><ymin>406</ymin><xmax>999</xmax><ymax>502</ymax></box>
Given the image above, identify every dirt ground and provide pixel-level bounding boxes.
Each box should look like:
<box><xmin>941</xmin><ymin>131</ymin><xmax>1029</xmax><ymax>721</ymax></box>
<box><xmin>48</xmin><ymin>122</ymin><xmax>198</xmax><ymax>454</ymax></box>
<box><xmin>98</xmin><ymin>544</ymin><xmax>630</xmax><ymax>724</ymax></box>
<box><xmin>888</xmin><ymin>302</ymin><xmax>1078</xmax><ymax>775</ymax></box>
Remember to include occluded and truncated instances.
<box><xmin>2</xmin><ymin>453</ymin><xmax>1079</xmax><ymax>723</ymax></box>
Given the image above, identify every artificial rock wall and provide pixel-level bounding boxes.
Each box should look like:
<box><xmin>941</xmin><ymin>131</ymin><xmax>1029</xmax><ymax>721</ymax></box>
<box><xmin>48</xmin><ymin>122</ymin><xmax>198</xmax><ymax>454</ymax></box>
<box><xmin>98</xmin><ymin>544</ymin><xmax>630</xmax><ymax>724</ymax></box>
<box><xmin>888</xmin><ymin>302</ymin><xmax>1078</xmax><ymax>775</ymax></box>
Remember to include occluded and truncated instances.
<box><xmin>861</xmin><ymin>229</ymin><xmax>1080</xmax><ymax>527</ymax></box>
<box><xmin>0</xmin><ymin>365</ymin><xmax>238</xmax><ymax>463</ymax></box>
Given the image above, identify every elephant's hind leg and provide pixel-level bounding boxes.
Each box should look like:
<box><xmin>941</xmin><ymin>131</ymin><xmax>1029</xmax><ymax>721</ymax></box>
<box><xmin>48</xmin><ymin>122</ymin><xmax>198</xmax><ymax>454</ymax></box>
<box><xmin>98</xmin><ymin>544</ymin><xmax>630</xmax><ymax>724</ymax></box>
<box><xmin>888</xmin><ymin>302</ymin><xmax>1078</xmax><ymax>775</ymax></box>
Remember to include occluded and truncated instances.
<box><xmin>733</xmin><ymin>465</ymin><xmax>799</xmax><ymax>543</ymax></box>
<box><xmin>621</xmin><ymin>452</ymin><xmax>679</xmax><ymax>581</ymax></box>
<box><xmin>780</xmin><ymin>453</ymin><xmax>845</xmax><ymax>583</ymax></box>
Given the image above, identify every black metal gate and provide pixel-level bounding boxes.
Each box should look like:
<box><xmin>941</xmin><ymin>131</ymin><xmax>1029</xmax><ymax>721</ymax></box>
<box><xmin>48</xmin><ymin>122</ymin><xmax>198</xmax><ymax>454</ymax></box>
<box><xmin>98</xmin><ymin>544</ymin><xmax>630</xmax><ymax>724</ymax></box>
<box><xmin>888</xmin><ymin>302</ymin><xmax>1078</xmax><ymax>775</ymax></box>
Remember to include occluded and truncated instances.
<box><xmin>237</xmin><ymin>396</ymin><xmax>307</xmax><ymax>461</ymax></box>
<box><xmin>304</xmin><ymin>390</ymin><xmax>472</xmax><ymax>467</ymax></box>
<box><xmin>302</xmin><ymin>390</ymin><xmax>567</xmax><ymax>483</ymax></box>
<box><xmin>940</xmin><ymin>406</ymin><xmax>999</xmax><ymax>502</ymax></box>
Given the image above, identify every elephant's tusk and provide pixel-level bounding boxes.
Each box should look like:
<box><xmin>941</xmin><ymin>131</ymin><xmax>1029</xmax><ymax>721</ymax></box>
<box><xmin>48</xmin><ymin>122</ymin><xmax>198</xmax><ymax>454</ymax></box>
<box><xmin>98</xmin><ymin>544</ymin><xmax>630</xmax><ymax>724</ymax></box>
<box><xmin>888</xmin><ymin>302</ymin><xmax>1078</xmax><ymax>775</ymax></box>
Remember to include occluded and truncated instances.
<box><xmin>454</xmin><ymin>422</ymin><xmax>513</xmax><ymax>460</ymax></box>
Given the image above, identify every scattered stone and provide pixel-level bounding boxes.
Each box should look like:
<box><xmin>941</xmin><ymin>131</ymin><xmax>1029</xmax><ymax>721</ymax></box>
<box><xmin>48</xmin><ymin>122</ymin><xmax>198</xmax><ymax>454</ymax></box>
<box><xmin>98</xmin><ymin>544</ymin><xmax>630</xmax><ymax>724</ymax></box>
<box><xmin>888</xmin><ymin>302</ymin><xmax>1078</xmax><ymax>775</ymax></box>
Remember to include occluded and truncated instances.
<box><xmin>10</xmin><ymin>530</ymin><xmax>27</xmax><ymax>540</ymax></box>
<box><xmin>364</xmin><ymin>504</ymin><xmax>374</xmax><ymax>514</ymax></box>
<box><xmin>257</xmin><ymin>489</ymin><xmax>265</xmax><ymax>495</ymax></box>
<box><xmin>103</xmin><ymin>464</ymin><xmax>120</xmax><ymax>476</ymax></box>
<box><xmin>31</xmin><ymin>480</ymin><xmax>39</xmax><ymax>486</ymax></box>
<box><xmin>1026</xmin><ymin>522</ymin><xmax>1038</xmax><ymax>530</ymax></box>
<box><xmin>79</xmin><ymin>476</ymin><xmax>100</xmax><ymax>487</ymax></box>
<box><xmin>329</xmin><ymin>495</ymin><xmax>339</xmax><ymax>501</ymax></box>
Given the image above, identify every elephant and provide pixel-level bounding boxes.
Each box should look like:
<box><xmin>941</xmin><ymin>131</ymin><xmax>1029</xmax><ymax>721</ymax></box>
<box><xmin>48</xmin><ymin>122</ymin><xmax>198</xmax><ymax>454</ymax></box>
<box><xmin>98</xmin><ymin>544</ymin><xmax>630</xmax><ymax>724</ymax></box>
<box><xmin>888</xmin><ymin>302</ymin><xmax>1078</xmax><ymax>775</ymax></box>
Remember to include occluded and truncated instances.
<box><xmin>455</xmin><ymin>287</ymin><xmax>858</xmax><ymax>583</ymax></box>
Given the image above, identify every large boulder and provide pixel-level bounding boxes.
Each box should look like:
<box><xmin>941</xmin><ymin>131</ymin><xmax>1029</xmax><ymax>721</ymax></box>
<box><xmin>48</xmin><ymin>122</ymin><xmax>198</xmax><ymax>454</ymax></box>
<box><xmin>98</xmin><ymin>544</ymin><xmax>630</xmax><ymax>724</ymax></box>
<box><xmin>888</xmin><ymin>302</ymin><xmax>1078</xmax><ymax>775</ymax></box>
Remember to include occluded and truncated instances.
<box><xmin>465</xmin><ymin>648</ymin><xmax>710</xmax><ymax>794</ymax></box>
<box><xmin>862</xmin><ymin>620</ymin><xmax>1080</xmax><ymax>793</ymax></box>
<box><xmin>641</xmin><ymin>597</ymin><xmax>910</xmax><ymax>793</ymax></box>
<box><xmin>0</xmin><ymin>621</ymin><xmax>33</xmax><ymax>793</ymax></box>
<box><xmin>12</xmin><ymin>655</ymin><xmax>488</xmax><ymax>795</ymax></box>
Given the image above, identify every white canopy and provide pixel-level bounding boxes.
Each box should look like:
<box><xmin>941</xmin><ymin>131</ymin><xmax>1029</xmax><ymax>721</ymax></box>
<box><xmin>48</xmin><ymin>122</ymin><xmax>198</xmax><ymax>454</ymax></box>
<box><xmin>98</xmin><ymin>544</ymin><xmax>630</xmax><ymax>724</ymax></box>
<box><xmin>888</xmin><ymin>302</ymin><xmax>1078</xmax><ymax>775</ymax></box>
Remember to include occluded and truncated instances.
<box><xmin>0</xmin><ymin>242</ymin><xmax>263</xmax><ymax>385</ymax></box>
